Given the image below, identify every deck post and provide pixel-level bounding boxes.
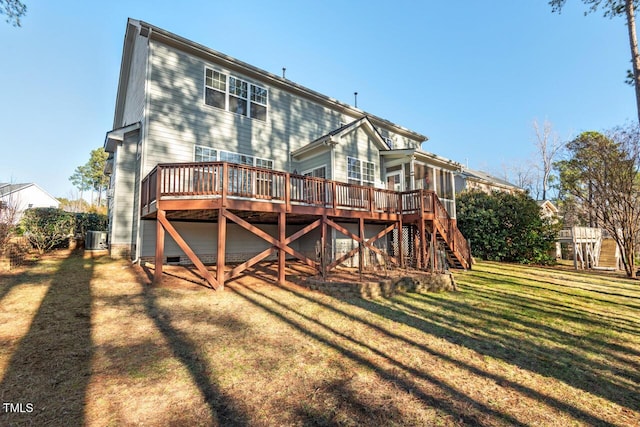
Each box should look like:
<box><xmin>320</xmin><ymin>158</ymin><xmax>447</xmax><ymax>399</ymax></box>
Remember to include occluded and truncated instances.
<box><xmin>284</xmin><ymin>172</ymin><xmax>291</xmax><ymax>212</ymax></box>
<box><xmin>321</xmin><ymin>215</ymin><xmax>327</xmax><ymax>279</ymax></box>
<box><xmin>418</xmin><ymin>219</ymin><xmax>427</xmax><ymax>271</ymax></box>
<box><xmin>221</xmin><ymin>163</ymin><xmax>228</xmax><ymax>207</ymax></box>
<box><xmin>430</xmin><ymin>228</ymin><xmax>437</xmax><ymax>272</ymax></box>
<box><xmin>278</xmin><ymin>211</ymin><xmax>286</xmax><ymax>285</ymax></box>
<box><xmin>397</xmin><ymin>217</ymin><xmax>404</xmax><ymax>269</ymax></box>
<box><xmin>358</xmin><ymin>217</ymin><xmax>365</xmax><ymax>274</ymax></box>
<box><xmin>154</xmin><ymin>211</ymin><xmax>165</xmax><ymax>284</ymax></box>
<box><xmin>217</xmin><ymin>208</ymin><xmax>227</xmax><ymax>290</ymax></box>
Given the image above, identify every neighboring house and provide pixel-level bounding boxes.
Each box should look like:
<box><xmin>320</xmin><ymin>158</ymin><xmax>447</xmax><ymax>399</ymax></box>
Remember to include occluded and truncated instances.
<box><xmin>455</xmin><ymin>167</ymin><xmax>522</xmax><ymax>195</ymax></box>
<box><xmin>537</xmin><ymin>200</ymin><xmax>559</xmax><ymax>220</ymax></box>
<box><xmin>0</xmin><ymin>183</ymin><xmax>59</xmax><ymax>223</ymax></box>
<box><xmin>104</xmin><ymin>19</ymin><xmax>470</xmax><ymax>287</ymax></box>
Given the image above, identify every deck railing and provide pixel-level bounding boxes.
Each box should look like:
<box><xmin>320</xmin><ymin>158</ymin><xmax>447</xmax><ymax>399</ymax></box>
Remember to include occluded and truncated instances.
<box><xmin>141</xmin><ymin>162</ymin><xmax>409</xmax><ymax>214</ymax></box>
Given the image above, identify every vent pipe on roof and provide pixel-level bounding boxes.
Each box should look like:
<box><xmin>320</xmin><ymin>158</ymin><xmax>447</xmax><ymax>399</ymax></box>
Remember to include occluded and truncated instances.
<box><xmin>354</xmin><ymin>92</ymin><xmax>358</xmax><ymax>108</ymax></box>
<box><xmin>282</xmin><ymin>67</ymin><xmax>286</xmax><ymax>79</ymax></box>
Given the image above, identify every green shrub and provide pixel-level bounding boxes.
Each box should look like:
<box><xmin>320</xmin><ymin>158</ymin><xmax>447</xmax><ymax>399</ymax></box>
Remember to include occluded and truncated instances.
<box><xmin>74</xmin><ymin>212</ymin><xmax>107</xmax><ymax>237</ymax></box>
<box><xmin>457</xmin><ymin>191</ymin><xmax>559</xmax><ymax>264</ymax></box>
<box><xmin>20</xmin><ymin>208</ymin><xmax>75</xmax><ymax>254</ymax></box>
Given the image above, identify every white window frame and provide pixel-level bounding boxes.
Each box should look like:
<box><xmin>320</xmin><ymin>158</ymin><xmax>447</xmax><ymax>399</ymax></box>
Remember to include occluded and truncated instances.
<box><xmin>302</xmin><ymin>165</ymin><xmax>327</xmax><ymax>179</ymax></box>
<box><xmin>347</xmin><ymin>156</ymin><xmax>375</xmax><ymax>186</ymax></box>
<box><xmin>204</xmin><ymin>67</ymin><xmax>268</xmax><ymax>122</ymax></box>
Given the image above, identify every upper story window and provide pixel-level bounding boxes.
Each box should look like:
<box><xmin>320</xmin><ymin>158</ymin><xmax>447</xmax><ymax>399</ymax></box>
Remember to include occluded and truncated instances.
<box><xmin>347</xmin><ymin>156</ymin><xmax>375</xmax><ymax>186</ymax></box>
<box><xmin>205</xmin><ymin>68</ymin><xmax>268</xmax><ymax>121</ymax></box>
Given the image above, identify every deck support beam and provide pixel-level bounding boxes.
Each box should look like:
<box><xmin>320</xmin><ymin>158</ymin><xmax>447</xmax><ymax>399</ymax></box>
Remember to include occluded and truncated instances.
<box><xmin>397</xmin><ymin>217</ymin><xmax>404</xmax><ymax>269</ymax></box>
<box><xmin>418</xmin><ymin>218</ymin><xmax>427</xmax><ymax>271</ymax></box>
<box><xmin>154</xmin><ymin>211</ymin><xmax>165</xmax><ymax>284</ymax></box>
<box><xmin>358</xmin><ymin>218</ymin><xmax>365</xmax><ymax>274</ymax></box>
<box><xmin>278</xmin><ymin>211</ymin><xmax>286</xmax><ymax>284</ymax></box>
<box><xmin>321</xmin><ymin>215</ymin><xmax>327</xmax><ymax>279</ymax></box>
<box><xmin>157</xmin><ymin>209</ymin><xmax>219</xmax><ymax>289</ymax></box>
<box><xmin>325</xmin><ymin>220</ymin><xmax>398</xmax><ymax>272</ymax></box>
<box><xmin>217</xmin><ymin>208</ymin><xmax>227</xmax><ymax>289</ymax></box>
<box><xmin>217</xmin><ymin>209</ymin><xmax>320</xmax><ymax>284</ymax></box>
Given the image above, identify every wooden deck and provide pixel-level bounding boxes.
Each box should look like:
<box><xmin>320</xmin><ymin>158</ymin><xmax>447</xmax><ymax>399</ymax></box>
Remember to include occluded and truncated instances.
<box><xmin>140</xmin><ymin>161</ymin><xmax>471</xmax><ymax>290</ymax></box>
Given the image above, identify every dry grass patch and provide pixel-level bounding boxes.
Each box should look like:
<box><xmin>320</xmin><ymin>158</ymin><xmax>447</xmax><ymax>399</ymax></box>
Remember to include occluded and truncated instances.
<box><xmin>0</xmin><ymin>253</ymin><xmax>638</xmax><ymax>426</ymax></box>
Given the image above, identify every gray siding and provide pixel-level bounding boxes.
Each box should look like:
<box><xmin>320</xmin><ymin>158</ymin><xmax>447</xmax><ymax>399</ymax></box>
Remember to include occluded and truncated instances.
<box><xmin>297</xmin><ymin>150</ymin><xmax>331</xmax><ymax>178</ymax></box>
<box><xmin>110</xmin><ymin>130</ymin><xmax>140</xmax><ymax>248</ymax></box>
<box><xmin>140</xmin><ymin>220</ymin><xmax>301</xmax><ymax>260</ymax></box>
<box><xmin>142</xmin><ymin>41</ymin><xmax>387</xmax><ymax>176</ymax></box>
<box><xmin>120</xmin><ymin>33</ymin><xmax>148</xmax><ymax>127</ymax></box>
<box><xmin>333</xmin><ymin>127</ymin><xmax>382</xmax><ymax>186</ymax></box>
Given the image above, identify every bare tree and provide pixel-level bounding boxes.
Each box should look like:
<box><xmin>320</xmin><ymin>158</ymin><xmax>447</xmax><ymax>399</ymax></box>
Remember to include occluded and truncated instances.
<box><xmin>498</xmin><ymin>160</ymin><xmax>536</xmax><ymax>194</ymax></box>
<box><xmin>533</xmin><ymin>119</ymin><xmax>565</xmax><ymax>200</ymax></box>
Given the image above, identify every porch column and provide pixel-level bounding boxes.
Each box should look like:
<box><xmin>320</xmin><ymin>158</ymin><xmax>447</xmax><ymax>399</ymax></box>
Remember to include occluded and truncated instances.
<box><xmin>154</xmin><ymin>213</ymin><xmax>165</xmax><ymax>284</ymax></box>
<box><xmin>410</xmin><ymin>158</ymin><xmax>416</xmax><ymax>190</ymax></box>
<box><xmin>278</xmin><ymin>211</ymin><xmax>286</xmax><ymax>285</ymax></box>
<box><xmin>450</xmin><ymin>170</ymin><xmax>457</xmax><ymax>219</ymax></box>
<box><xmin>432</xmin><ymin>167</ymin><xmax>437</xmax><ymax>195</ymax></box>
<box><xmin>217</xmin><ymin>209</ymin><xmax>227</xmax><ymax>290</ymax></box>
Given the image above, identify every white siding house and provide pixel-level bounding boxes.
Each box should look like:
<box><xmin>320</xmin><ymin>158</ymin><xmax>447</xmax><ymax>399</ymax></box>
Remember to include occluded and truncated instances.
<box><xmin>0</xmin><ymin>183</ymin><xmax>59</xmax><ymax>223</ymax></box>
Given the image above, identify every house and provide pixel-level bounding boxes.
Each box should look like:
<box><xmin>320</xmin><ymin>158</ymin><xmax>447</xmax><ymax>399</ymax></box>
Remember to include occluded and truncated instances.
<box><xmin>0</xmin><ymin>183</ymin><xmax>59</xmax><ymax>223</ymax></box>
<box><xmin>537</xmin><ymin>199</ymin><xmax>559</xmax><ymax>220</ymax></box>
<box><xmin>455</xmin><ymin>167</ymin><xmax>522</xmax><ymax>195</ymax></box>
<box><xmin>104</xmin><ymin>19</ymin><xmax>470</xmax><ymax>289</ymax></box>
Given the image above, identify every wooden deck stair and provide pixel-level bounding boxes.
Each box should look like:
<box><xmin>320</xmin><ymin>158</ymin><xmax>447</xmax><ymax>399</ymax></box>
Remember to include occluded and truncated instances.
<box><xmin>598</xmin><ymin>238</ymin><xmax>619</xmax><ymax>269</ymax></box>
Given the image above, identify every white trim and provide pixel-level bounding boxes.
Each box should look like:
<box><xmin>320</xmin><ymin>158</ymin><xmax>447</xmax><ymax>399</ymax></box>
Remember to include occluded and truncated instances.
<box><xmin>347</xmin><ymin>156</ymin><xmax>375</xmax><ymax>186</ymax></box>
<box><xmin>385</xmin><ymin>170</ymin><xmax>402</xmax><ymax>191</ymax></box>
<box><xmin>301</xmin><ymin>164</ymin><xmax>327</xmax><ymax>178</ymax></box>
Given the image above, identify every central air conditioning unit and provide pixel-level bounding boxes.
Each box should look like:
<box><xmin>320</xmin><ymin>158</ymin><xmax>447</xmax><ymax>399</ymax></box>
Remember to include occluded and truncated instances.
<box><xmin>85</xmin><ymin>231</ymin><xmax>108</xmax><ymax>250</ymax></box>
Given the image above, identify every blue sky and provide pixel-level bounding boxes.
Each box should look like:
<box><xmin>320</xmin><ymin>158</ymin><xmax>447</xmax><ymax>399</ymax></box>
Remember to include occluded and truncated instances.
<box><xmin>0</xmin><ymin>0</ymin><xmax>636</xmax><ymax>197</ymax></box>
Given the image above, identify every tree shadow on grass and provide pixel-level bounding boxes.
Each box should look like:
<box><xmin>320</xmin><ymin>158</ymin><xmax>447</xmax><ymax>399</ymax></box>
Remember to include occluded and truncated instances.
<box><xmin>347</xmin><ymin>290</ymin><xmax>639</xmax><ymax>420</ymax></box>
<box><xmin>0</xmin><ymin>251</ymin><xmax>93</xmax><ymax>426</ymax></box>
<box><xmin>266</xmin><ymin>281</ymin><xmax>624</xmax><ymax>426</ymax></box>
<box><xmin>406</xmin><ymin>290</ymin><xmax>640</xmax><ymax>379</ymax></box>
<box><xmin>462</xmin><ymin>273</ymin><xmax>640</xmax><ymax>336</ymax></box>
<box><xmin>227</xmin><ymin>281</ymin><xmax>530</xmax><ymax>427</ymax></box>
<box><xmin>472</xmin><ymin>269</ymin><xmax>640</xmax><ymax>311</ymax></box>
<box><xmin>139</xmin><ymin>265</ymin><xmax>249</xmax><ymax>426</ymax></box>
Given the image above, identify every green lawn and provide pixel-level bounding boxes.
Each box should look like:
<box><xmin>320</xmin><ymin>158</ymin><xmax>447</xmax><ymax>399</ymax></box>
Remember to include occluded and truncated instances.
<box><xmin>0</xmin><ymin>252</ymin><xmax>638</xmax><ymax>426</ymax></box>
